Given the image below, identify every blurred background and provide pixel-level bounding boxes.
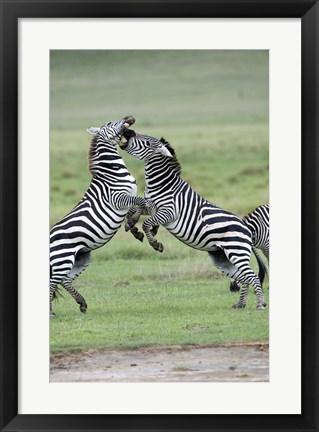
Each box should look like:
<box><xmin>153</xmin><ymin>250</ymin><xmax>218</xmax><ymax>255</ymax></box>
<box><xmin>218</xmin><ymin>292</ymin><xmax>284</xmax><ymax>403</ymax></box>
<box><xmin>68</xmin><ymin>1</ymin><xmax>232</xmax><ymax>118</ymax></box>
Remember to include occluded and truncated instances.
<box><xmin>50</xmin><ymin>50</ymin><xmax>268</xmax><ymax>225</ymax></box>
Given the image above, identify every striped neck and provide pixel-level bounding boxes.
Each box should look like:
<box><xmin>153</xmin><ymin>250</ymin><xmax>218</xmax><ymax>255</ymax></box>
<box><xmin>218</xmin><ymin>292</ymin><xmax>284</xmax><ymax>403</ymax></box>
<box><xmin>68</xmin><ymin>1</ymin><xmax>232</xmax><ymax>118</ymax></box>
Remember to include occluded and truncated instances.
<box><xmin>89</xmin><ymin>136</ymin><xmax>129</xmax><ymax>178</ymax></box>
<box><xmin>145</xmin><ymin>154</ymin><xmax>180</xmax><ymax>189</ymax></box>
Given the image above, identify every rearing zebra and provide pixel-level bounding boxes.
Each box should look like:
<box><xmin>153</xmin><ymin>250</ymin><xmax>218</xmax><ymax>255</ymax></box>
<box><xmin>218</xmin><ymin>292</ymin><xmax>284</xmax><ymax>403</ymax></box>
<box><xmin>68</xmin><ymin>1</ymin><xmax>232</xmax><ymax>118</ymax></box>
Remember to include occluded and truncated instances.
<box><xmin>121</xmin><ymin>130</ymin><xmax>267</xmax><ymax>310</ymax></box>
<box><xmin>50</xmin><ymin>116</ymin><xmax>149</xmax><ymax>317</ymax></box>
<box><xmin>230</xmin><ymin>204</ymin><xmax>269</xmax><ymax>292</ymax></box>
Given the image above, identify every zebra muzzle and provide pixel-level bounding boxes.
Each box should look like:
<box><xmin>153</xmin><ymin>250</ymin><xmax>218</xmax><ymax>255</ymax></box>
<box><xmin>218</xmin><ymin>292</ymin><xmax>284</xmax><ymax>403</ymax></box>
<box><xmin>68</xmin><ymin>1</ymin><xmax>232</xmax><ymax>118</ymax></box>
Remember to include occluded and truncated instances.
<box><xmin>120</xmin><ymin>128</ymin><xmax>136</xmax><ymax>149</ymax></box>
<box><xmin>122</xmin><ymin>115</ymin><xmax>135</xmax><ymax>127</ymax></box>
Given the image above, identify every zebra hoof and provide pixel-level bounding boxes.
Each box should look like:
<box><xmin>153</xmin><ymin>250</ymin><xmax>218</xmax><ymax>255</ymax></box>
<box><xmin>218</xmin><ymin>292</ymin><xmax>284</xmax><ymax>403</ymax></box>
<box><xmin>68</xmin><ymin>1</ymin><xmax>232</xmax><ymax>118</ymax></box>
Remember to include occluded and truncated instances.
<box><xmin>80</xmin><ymin>305</ymin><xmax>87</xmax><ymax>313</ymax></box>
<box><xmin>50</xmin><ymin>312</ymin><xmax>56</xmax><ymax>318</ymax></box>
<box><xmin>136</xmin><ymin>232</ymin><xmax>144</xmax><ymax>242</ymax></box>
<box><xmin>125</xmin><ymin>223</ymin><xmax>131</xmax><ymax>232</ymax></box>
<box><xmin>256</xmin><ymin>304</ymin><xmax>266</xmax><ymax>311</ymax></box>
<box><xmin>232</xmin><ymin>303</ymin><xmax>245</xmax><ymax>309</ymax></box>
<box><xmin>156</xmin><ymin>243</ymin><xmax>164</xmax><ymax>253</ymax></box>
<box><xmin>130</xmin><ymin>226</ymin><xmax>144</xmax><ymax>242</ymax></box>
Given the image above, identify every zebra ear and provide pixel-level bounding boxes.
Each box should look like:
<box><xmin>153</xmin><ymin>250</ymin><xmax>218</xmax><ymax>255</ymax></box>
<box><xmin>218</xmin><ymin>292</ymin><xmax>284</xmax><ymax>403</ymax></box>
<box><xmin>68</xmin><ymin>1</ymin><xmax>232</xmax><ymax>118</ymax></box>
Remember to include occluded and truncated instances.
<box><xmin>87</xmin><ymin>127</ymin><xmax>100</xmax><ymax>136</ymax></box>
<box><xmin>157</xmin><ymin>145</ymin><xmax>173</xmax><ymax>158</ymax></box>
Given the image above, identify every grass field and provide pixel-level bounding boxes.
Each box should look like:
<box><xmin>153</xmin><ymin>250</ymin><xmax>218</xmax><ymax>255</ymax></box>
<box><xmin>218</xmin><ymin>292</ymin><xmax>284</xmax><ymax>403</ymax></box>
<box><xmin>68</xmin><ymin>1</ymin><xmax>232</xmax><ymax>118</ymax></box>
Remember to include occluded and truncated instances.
<box><xmin>50</xmin><ymin>50</ymin><xmax>269</xmax><ymax>354</ymax></box>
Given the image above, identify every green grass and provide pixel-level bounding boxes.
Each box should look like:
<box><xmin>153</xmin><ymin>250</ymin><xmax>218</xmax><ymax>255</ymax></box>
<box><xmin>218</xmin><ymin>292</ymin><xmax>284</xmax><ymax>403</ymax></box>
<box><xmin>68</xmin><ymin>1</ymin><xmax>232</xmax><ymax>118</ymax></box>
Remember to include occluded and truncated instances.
<box><xmin>50</xmin><ymin>50</ymin><xmax>269</xmax><ymax>353</ymax></box>
<box><xmin>50</xmin><ymin>230</ymin><xmax>269</xmax><ymax>353</ymax></box>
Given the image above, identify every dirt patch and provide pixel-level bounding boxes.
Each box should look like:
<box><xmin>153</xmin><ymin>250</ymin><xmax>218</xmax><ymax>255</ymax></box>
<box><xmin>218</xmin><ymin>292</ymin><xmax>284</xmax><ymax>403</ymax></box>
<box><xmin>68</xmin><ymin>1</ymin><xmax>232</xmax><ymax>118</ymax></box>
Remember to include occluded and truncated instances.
<box><xmin>50</xmin><ymin>342</ymin><xmax>268</xmax><ymax>382</ymax></box>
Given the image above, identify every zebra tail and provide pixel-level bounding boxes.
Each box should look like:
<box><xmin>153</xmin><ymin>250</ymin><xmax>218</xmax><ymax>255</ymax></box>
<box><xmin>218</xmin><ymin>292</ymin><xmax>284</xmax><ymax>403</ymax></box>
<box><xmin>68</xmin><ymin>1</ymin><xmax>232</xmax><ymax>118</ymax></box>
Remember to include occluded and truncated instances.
<box><xmin>253</xmin><ymin>247</ymin><xmax>268</xmax><ymax>286</ymax></box>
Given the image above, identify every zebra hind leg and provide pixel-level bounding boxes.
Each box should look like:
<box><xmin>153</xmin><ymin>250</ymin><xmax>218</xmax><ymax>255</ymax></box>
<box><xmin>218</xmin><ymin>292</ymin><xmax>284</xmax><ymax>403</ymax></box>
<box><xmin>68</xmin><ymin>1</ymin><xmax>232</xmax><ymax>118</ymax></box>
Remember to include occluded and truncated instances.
<box><xmin>61</xmin><ymin>279</ymin><xmax>88</xmax><ymax>313</ymax></box>
<box><xmin>50</xmin><ymin>282</ymin><xmax>59</xmax><ymax>318</ymax></box>
<box><xmin>208</xmin><ymin>249</ymin><xmax>266</xmax><ymax>310</ymax></box>
<box><xmin>233</xmin><ymin>269</ymin><xmax>266</xmax><ymax>310</ymax></box>
<box><xmin>209</xmin><ymin>250</ymin><xmax>246</xmax><ymax>306</ymax></box>
<box><xmin>61</xmin><ymin>251</ymin><xmax>91</xmax><ymax>313</ymax></box>
<box><xmin>50</xmin><ymin>266</ymin><xmax>56</xmax><ymax>317</ymax></box>
<box><xmin>230</xmin><ymin>247</ymin><xmax>267</xmax><ymax>293</ymax></box>
<box><xmin>252</xmin><ymin>247</ymin><xmax>267</xmax><ymax>286</ymax></box>
<box><xmin>232</xmin><ymin>283</ymin><xmax>249</xmax><ymax>309</ymax></box>
<box><xmin>224</xmin><ymin>249</ymin><xmax>267</xmax><ymax>310</ymax></box>
<box><xmin>50</xmin><ymin>270</ymin><xmax>72</xmax><ymax>318</ymax></box>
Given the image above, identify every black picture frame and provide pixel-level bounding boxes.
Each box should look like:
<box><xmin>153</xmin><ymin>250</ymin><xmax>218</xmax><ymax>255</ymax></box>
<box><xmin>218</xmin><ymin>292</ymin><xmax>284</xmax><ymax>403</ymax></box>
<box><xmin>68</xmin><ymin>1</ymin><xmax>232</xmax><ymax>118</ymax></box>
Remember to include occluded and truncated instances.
<box><xmin>1</xmin><ymin>1</ymin><xmax>318</xmax><ymax>431</ymax></box>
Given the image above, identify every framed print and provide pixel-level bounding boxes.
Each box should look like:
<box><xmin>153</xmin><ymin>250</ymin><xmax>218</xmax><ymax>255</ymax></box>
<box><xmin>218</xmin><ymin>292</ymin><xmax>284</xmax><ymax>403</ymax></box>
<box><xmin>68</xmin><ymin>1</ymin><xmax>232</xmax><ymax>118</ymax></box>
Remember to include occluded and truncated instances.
<box><xmin>0</xmin><ymin>0</ymin><xmax>318</xmax><ymax>431</ymax></box>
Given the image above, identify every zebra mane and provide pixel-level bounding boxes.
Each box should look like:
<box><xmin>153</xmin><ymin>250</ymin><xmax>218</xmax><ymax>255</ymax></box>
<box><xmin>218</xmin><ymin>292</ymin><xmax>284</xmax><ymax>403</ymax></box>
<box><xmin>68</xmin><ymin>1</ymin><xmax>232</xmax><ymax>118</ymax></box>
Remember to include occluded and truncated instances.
<box><xmin>159</xmin><ymin>137</ymin><xmax>182</xmax><ymax>176</ymax></box>
<box><xmin>88</xmin><ymin>134</ymin><xmax>99</xmax><ymax>175</ymax></box>
<box><xmin>244</xmin><ymin>204</ymin><xmax>268</xmax><ymax>222</ymax></box>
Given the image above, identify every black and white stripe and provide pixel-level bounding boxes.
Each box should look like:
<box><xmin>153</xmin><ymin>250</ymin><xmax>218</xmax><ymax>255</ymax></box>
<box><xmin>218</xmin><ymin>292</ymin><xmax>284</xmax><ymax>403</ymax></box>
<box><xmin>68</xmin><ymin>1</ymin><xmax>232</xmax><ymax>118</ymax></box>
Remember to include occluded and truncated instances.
<box><xmin>121</xmin><ymin>130</ymin><xmax>267</xmax><ymax>310</ymax></box>
<box><xmin>50</xmin><ymin>116</ymin><xmax>148</xmax><ymax>317</ymax></box>
<box><xmin>230</xmin><ymin>204</ymin><xmax>269</xmax><ymax>292</ymax></box>
<box><xmin>245</xmin><ymin>204</ymin><xmax>269</xmax><ymax>261</ymax></box>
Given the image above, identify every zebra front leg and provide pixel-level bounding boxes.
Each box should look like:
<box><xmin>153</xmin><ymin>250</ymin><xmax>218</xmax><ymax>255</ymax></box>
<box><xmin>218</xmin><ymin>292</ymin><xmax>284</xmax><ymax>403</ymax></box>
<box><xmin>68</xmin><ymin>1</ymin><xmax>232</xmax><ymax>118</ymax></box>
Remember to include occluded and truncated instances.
<box><xmin>125</xmin><ymin>199</ymin><xmax>157</xmax><ymax>241</ymax></box>
<box><xmin>144</xmin><ymin>228</ymin><xmax>164</xmax><ymax>252</ymax></box>
<box><xmin>112</xmin><ymin>192</ymin><xmax>150</xmax><ymax>214</ymax></box>
<box><xmin>125</xmin><ymin>206</ymin><xmax>143</xmax><ymax>232</ymax></box>
<box><xmin>150</xmin><ymin>225</ymin><xmax>159</xmax><ymax>237</ymax></box>
<box><xmin>112</xmin><ymin>192</ymin><xmax>152</xmax><ymax>240</ymax></box>
<box><xmin>129</xmin><ymin>225</ymin><xmax>144</xmax><ymax>242</ymax></box>
<box><xmin>128</xmin><ymin>219</ymin><xmax>159</xmax><ymax>242</ymax></box>
<box><xmin>142</xmin><ymin>219</ymin><xmax>164</xmax><ymax>252</ymax></box>
<box><xmin>125</xmin><ymin>206</ymin><xmax>144</xmax><ymax>241</ymax></box>
<box><xmin>129</xmin><ymin>219</ymin><xmax>159</xmax><ymax>242</ymax></box>
<box><xmin>141</xmin><ymin>208</ymin><xmax>175</xmax><ymax>253</ymax></box>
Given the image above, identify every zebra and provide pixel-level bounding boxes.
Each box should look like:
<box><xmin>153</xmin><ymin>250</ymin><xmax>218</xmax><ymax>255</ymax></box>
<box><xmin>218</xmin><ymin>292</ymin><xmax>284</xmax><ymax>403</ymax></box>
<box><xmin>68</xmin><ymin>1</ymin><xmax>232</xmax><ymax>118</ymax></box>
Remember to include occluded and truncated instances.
<box><xmin>120</xmin><ymin>129</ymin><xmax>267</xmax><ymax>310</ymax></box>
<box><xmin>230</xmin><ymin>204</ymin><xmax>269</xmax><ymax>292</ymax></box>
<box><xmin>246</xmin><ymin>204</ymin><xmax>269</xmax><ymax>261</ymax></box>
<box><xmin>50</xmin><ymin>116</ymin><xmax>150</xmax><ymax>317</ymax></box>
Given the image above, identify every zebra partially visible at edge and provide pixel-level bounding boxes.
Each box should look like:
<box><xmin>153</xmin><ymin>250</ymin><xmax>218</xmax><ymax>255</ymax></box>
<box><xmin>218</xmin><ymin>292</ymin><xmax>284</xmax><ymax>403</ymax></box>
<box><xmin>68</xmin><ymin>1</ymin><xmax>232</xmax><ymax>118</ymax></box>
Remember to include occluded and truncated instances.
<box><xmin>120</xmin><ymin>129</ymin><xmax>267</xmax><ymax>310</ymax></box>
<box><xmin>50</xmin><ymin>116</ymin><xmax>150</xmax><ymax>317</ymax></box>
<box><xmin>230</xmin><ymin>204</ymin><xmax>269</xmax><ymax>292</ymax></box>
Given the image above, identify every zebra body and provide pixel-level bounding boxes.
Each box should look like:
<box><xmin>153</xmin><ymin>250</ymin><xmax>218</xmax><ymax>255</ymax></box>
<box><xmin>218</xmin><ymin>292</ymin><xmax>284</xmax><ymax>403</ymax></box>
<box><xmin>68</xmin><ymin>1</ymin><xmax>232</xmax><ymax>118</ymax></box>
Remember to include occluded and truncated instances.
<box><xmin>230</xmin><ymin>204</ymin><xmax>269</xmax><ymax>292</ymax></box>
<box><xmin>121</xmin><ymin>130</ymin><xmax>266</xmax><ymax>310</ymax></box>
<box><xmin>50</xmin><ymin>116</ymin><xmax>148</xmax><ymax>317</ymax></box>
<box><xmin>245</xmin><ymin>204</ymin><xmax>269</xmax><ymax>261</ymax></box>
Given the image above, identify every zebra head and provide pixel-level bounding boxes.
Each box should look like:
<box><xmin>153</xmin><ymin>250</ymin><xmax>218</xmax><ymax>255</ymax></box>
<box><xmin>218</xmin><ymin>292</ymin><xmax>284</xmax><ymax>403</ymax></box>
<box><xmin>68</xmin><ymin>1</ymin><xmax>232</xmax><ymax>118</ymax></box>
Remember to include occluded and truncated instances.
<box><xmin>86</xmin><ymin>116</ymin><xmax>135</xmax><ymax>175</ymax></box>
<box><xmin>87</xmin><ymin>115</ymin><xmax>135</xmax><ymax>146</ymax></box>
<box><xmin>120</xmin><ymin>129</ymin><xmax>173</xmax><ymax>161</ymax></box>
